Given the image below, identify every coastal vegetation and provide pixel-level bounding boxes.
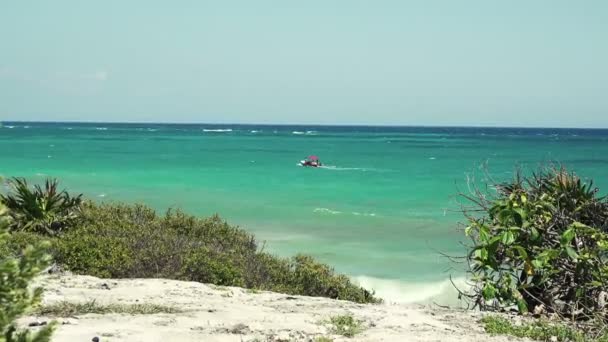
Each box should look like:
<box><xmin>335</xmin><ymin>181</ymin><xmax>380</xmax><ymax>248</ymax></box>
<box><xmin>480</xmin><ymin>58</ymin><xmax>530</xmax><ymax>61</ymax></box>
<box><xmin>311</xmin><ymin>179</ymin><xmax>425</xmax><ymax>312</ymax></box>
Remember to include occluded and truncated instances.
<box><xmin>36</xmin><ymin>301</ymin><xmax>181</xmax><ymax>317</ymax></box>
<box><xmin>482</xmin><ymin>315</ymin><xmax>608</xmax><ymax>342</ymax></box>
<box><xmin>0</xmin><ymin>178</ymin><xmax>82</xmax><ymax>236</ymax></box>
<box><xmin>461</xmin><ymin>167</ymin><xmax>608</xmax><ymax>340</ymax></box>
<box><xmin>0</xmin><ymin>177</ymin><xmax>378</xmax><ymax>304</ymax></box>
<box><xmin>325</xmin><ymin>314</ymin><xmax>364</xmax><ymax>337</ymax></box>
<box><xmin>0</xmin><ymin>194</ymin><xmax>55</xmax><ymax>341</ymax></box>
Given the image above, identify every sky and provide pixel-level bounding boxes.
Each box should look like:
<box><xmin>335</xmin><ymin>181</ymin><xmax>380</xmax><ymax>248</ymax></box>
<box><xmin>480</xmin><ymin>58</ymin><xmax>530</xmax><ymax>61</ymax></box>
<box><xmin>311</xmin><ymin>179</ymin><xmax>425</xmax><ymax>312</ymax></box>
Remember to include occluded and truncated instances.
<box><xmin>0</xmin><ymin>0</ymin><xmax>607</xmax><ymax>127</ymax></box>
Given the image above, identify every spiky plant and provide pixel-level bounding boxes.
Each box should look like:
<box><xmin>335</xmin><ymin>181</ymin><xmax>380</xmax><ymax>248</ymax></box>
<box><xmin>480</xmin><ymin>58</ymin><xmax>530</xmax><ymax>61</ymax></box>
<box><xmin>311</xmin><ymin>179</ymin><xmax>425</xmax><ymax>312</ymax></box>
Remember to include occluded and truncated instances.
<box><xmin>0</xmin><ymin>178</ymin><xmax>82</xmax><ymax>235</ymax></box>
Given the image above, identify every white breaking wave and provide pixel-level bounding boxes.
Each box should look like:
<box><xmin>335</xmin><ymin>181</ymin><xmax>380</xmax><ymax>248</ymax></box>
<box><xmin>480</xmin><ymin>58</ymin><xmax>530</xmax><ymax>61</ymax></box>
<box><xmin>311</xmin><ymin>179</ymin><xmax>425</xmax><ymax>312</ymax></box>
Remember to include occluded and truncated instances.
<box><xmin>353</xmin><ymin>275</ymin><xmax>471</xmax><ymax>307</ymax></box>
<box><xmin>292</xmin><ymin>131</ymin><xmax>305</xmax><ymax>135</ymax></box>
<box><xmin>313</xmin><ymin>208</ymin><xmax>378</xmax><ymax>218</ymax></box>
<box><xmin>203</xmin><ymin>129</ymin><xmax>233</xmax><ymax>132</ymax></box>
<box><xmin>319</xmin><ymin>165</ymin><xmax>372</xmax><ymax>172</ymax></box>
<box><xmin>313</xmin><ymin>207</ymin><xmax>342</xmax><ymax>215</ymax></box>
<box><xmin>95</xmin><ymin>127</ymin><xmax>108</xmax><ymax>131</ymax></box>
<box><xmin>352</xmin><ymin>212</ymin><xmax>377</xmax><ymax>217</ymax></box>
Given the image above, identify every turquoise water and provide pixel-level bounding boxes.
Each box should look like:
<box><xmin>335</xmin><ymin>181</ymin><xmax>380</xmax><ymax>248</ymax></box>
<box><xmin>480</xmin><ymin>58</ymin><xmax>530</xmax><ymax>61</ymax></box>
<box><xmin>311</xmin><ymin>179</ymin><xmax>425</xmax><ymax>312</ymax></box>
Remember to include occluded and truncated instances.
<box><xmin>2</xmin><ymin>122</ymin><xmax>608</xmax><ymax>302</ymax></box>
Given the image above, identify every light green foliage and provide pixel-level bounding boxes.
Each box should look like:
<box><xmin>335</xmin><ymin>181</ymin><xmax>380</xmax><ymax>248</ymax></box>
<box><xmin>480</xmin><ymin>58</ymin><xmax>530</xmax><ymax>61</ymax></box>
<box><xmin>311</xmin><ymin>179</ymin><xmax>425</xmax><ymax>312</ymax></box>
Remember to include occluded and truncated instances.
<box><xmin>0</xmin><ymin>201</ymin><xmax>56</xmax><ymax>342</ymax></box>
<box><xmin>326</xmin><ymin>314</ymin><xmax>364</xmax><ymax>337</ymax></box>
<box><xmin>464</xmin><ymin>168</ymin><xmax>608</xmax><ymax>319</ymax></box>
<box><xmin>482</xmin><ymin>315</ymin><xmax>608</xmax><ymax>342</ymax></box>
<box><xmin>0</xmin><ymin>178</ymin><xmax>82</xmax><ymax>236</ymax></box>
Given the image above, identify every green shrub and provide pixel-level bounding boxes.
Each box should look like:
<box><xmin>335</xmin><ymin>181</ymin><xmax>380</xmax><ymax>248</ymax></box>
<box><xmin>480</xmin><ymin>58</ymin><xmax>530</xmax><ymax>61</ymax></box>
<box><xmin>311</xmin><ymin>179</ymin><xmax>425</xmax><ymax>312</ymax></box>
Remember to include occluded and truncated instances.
<box><xmin>55</xmin><ymin>225</ymin><xmax>134</xmax><ymax>278</ymax></box>
<box><xmin>462</xmin><ymin>167</ymin><xmax>608</xmax><ymax>319</ymax></box>
<box><xmin>286</xmin><ymin>255</ymin><xmax>377</xmax><ymax>303</ymax></box>
<box><xmin>0</xmin><ymin>231</ymin><xmax>49</xmax><ymax>259</ymax></box>
<box><xmin>0</xmin><ymin>201</ymin><xmax>56</xmax><ymax>341</ymax></box>
<box><xmin>0</xmin><ymin>177</ymin><xmax>82</xmax><ymax>236</ymax></box>
<box><xmin>181</xmin><ymin>248</ymin><xmax>245</xmax><ymax>286</ymax></box>
<box><xmin>53</xmin><ymin>201</ymin><xmax>378</xmax><ymax>303</ymax></box>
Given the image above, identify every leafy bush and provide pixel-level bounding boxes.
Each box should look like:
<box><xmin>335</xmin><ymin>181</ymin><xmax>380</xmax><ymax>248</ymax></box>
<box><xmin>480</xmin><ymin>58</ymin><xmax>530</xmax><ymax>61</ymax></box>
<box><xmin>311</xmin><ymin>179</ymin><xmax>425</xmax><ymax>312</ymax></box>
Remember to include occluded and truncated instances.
<box><xmin>461</xmin><ymin>168</ymin><xmax>608</xmax><ymax>320</ymax></box>
<box><xmin>53</xmin><ymin>201</ymin><xmax>379</xmax><ymax>303</ymax></box>
<box><xmin>0</xmin><ymin>231</ymin><xmax>48</xmax><ymax>259</ymax></box>
<box><xmin>0</xmin><ymin>201</ymin><xmax>55</xmax><ymax>341</ymax></box>
<box><xmin>1</xmin><ymin>177</ymin><xmax>82</xmax><ymax>236</ymax></box>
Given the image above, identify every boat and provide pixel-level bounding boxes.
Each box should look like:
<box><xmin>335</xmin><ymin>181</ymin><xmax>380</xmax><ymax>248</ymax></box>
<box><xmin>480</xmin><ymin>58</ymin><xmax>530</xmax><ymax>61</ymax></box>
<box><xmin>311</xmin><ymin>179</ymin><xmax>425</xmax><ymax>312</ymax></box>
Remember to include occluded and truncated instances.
<box><xmin>300</xmin><ymin>155</ymin><xmax>322</xmax><ymax>167</ymax></box>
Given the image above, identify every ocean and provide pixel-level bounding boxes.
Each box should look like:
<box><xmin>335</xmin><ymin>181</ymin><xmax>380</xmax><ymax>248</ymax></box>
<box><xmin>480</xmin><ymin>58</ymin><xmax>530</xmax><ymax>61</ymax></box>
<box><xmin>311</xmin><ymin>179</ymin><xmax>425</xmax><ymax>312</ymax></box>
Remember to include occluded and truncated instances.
<box><xmin>2</xmin><ymin>122</ymin><xmax>608</xmax><ymax>304</ymax></box>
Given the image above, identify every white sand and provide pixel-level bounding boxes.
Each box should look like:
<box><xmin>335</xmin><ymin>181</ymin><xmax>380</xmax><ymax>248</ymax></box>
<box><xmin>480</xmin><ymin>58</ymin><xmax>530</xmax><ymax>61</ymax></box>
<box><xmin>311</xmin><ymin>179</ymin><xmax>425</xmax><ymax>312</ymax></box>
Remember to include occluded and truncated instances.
<box><xmin>20</xmin><ymin>274</ymin><xmax>523</xmax><ymax>342</ymax></box>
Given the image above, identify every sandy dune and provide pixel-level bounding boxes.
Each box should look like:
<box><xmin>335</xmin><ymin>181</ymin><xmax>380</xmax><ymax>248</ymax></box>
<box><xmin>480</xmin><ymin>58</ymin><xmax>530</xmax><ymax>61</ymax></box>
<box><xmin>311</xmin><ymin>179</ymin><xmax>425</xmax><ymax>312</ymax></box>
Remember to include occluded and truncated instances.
<box><xmin>20</xmin><ymin>274</ymin><xmax>522</xmax><ymax>342</ymax></box>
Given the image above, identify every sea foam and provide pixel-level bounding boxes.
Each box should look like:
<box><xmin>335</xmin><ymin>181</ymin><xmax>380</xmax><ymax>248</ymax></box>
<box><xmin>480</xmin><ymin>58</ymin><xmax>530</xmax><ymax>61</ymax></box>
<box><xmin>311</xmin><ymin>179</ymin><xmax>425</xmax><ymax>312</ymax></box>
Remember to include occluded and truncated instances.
<box><xmin>203</xmin><ymin>129</ymin><xmax>233</xmax><ymax>133</ymax></box>
<box><xmin>313</xmin><ymin>207</ymin><xmax>342</xmax><ymax>215</ymax></box>
<box><xmin>354</xmin><ymin>275</ymin><xmax>470</xmax><ymax>307</ymax></box>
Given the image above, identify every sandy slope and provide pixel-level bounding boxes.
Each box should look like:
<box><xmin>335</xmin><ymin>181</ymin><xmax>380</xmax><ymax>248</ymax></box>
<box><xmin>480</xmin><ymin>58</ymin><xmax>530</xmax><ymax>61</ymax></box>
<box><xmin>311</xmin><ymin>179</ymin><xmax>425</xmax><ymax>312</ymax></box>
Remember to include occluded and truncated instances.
<box><xmin>20</xmin><ymin>275</ymin><xmax>522</xmax><ymax>342</ymax></box>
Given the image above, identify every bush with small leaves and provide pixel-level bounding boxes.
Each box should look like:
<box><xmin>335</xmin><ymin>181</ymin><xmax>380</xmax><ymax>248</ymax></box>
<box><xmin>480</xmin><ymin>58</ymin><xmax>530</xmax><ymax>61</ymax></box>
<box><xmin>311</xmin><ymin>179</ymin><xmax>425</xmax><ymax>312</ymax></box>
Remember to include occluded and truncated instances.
<box><xmin>53</xmin><ymin>201</ymin><xmax>379</xmax><ymax>303</ymax></box>
<box><xmin>0</xmin><ymin>200</ymin><xmax>56</xmax><ymax>341</ymax></box>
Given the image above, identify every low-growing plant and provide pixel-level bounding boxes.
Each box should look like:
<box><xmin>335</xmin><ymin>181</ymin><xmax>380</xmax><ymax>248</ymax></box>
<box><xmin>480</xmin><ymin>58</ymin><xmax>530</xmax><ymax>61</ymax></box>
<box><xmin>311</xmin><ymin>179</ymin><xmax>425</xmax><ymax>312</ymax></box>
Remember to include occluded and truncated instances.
<box><xmin>326</xmin><ymin>314</ymin><xmax>364</xmax><ymax>337</ymax></box>
<box><xmin>482</xmin><ymin>315</ymin><xmax>608</xmax><ymax>342</ymax></box>
<box><xmin>314</xmin><ymin>337</ymin><xmax>334</xmax><ymax>342</ymax></box>
<box><xmin>37</xmin><ymin>300</ymin><xmax>181</xmax><ymax>316</ymax></box>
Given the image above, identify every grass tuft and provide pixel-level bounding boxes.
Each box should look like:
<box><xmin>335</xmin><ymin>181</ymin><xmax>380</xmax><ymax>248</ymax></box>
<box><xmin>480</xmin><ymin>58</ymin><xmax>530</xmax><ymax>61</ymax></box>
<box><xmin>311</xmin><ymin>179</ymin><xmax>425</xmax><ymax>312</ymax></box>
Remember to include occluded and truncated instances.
<box><xmin>482</xmin><ymin>315</ymin><xmax>608</xmax><ymax>342</ymax></box>
<box><xmin>36</xmin><ymin>300</ymin><xmax>181</xmax><ymax>317</ymax></box>
<box><xmin>326</xmin><ymin>314</ymin><xmax>364</xmax><ymax>338</ymax></box>
<box><xmin>314</xmin><ymin>337</ymin><xmax>334</xmax><ymax>342</ymax></box>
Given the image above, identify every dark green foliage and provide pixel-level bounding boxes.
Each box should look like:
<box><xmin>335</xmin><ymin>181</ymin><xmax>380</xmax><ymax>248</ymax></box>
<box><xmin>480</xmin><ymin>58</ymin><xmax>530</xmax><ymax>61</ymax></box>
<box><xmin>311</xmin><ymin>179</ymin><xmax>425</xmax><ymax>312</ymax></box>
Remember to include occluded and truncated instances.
<box><xmin>1</xmin><ymin>178</ymin><xmax>82</xmax><ymax>236</ymax></box>
<box><xmin>462</xmin><ymin>168</ymin><xmax>608</xmax><ymax>320</ymax></box>
<box><xmin>0</xmin><ymin>202</ymin><xmax>56</xmax><ymax>342</ymax></box>
<box><xmin>53</xmin><ymin>201</ymin><xmax>379</xmax><ymax>303</ymax></box>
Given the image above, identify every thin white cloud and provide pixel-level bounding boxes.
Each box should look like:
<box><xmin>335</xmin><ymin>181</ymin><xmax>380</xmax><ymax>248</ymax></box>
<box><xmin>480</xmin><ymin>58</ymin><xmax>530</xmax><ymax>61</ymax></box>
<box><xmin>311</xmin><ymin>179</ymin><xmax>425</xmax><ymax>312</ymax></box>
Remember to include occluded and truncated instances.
<box><xmin>89</xmin><ymin>71</ymin><xmax>108</xmax><ymax>81</ymax></box>
<box><xmin>95</xmin><ymin>71</ymin><xmax>108</xmax><ymax>81</ymax></box>
<box><xmin>0</xmin><ymin>67</ymin><xmax>109</xmax><ymax>83</ymax></box>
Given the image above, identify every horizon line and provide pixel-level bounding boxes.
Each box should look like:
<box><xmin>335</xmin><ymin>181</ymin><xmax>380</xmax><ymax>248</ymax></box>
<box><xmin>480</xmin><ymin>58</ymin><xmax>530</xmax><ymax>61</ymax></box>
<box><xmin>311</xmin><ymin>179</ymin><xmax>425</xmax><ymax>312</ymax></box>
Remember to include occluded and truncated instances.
<box><xmin>2</xmin><ymin>119</ymin><xmax>608</xmax><ymax>130</ymax></box>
